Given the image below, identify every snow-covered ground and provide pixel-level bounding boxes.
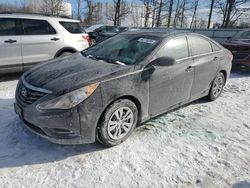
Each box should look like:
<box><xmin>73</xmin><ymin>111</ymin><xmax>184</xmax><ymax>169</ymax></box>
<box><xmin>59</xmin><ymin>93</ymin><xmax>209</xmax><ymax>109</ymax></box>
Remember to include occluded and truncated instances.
<box><xmin>0</xmin><ymin>71</ymin><xmax>249</xmax><ymax>188</ymax></box>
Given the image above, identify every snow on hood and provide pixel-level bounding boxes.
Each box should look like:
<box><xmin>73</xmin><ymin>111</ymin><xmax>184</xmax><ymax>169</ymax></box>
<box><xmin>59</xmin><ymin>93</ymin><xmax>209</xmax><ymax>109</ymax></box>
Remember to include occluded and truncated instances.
<box><xmin>23</xmin><ymin>53</ymin><xmax>132</xmax><ymax>94</ymax></box>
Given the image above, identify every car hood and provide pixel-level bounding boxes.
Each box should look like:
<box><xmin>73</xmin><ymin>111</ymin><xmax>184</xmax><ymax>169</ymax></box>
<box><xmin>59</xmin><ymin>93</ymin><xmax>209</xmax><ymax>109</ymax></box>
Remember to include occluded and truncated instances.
<box><xmin>23</xmin><ymin>53</ymin><xmax>132</xmax><ymax>94</ymax></box>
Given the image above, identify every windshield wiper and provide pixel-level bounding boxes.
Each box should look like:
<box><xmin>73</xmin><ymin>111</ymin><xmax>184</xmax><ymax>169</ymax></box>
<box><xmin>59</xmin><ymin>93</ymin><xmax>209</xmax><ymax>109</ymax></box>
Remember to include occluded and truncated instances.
<box><xmin>86</xmin><ymin>54</ymin><xmax>98</xmax><ymax>60</ymax></box>
<box><xmin>82</xmin><ymin>53</ymin><xmax>126</xmax><ymax>66</ymax></box>
<box><xmin>114</xmin><ymin>61</ymin><xmax>126</xmax><ymax>66</ymax></box>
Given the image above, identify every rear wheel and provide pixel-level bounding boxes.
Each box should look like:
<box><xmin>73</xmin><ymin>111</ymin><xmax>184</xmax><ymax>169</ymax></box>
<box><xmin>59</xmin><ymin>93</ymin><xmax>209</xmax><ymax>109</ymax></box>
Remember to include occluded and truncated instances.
<box><xmin>97</xmin><ymin>99</ymin><xmax>138</xmax><ymax>147</ymax></box>
<box><xmin>208</xmin><ymin>72</ymin><xmax>225</xmax><ymax>101</ymax></box>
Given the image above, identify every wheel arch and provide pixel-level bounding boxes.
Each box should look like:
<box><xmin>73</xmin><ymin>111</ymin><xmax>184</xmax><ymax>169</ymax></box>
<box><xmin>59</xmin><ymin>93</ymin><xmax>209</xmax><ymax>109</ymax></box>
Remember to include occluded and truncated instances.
<box><xmin>219</xmin><ymin>70</ymin><xmax>227</xmax><ymax>85</ymax></box>
<box><xmin>96</xmin><ymin>95</ymin><xmax>142</xmax><ymax>132</ymax></box>
<box><xmin>54</xmin><ymin>47</ymin><xmax>78</xmax><ymax>57</ymax></box>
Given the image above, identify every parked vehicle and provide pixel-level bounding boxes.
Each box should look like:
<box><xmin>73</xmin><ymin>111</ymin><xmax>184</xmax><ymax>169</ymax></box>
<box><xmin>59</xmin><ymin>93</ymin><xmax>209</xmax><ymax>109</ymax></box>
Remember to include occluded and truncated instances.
<box><xmin>222</xmin><ymin>29</ymin><xmax>250</xmax><ymax>70</ymax></box>
<box><xmin>85</xmin><ymin>24</ymin><xmax>128</xmax><ymax>44</ymax></box>
<box><xmin>14</xmin><ymin>30</ymin><xmax>232</xmax><ymax>146</ymax></box>
<box><xmin>0</xmin><ymin>13</ymin><xmax>90</xmax><ymax>74</ymax></box>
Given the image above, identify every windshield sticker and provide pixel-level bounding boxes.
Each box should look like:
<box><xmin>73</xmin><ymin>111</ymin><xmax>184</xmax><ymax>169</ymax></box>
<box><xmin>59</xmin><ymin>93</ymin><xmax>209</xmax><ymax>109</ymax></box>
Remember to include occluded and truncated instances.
<box><xmin>137</xmin><ymin>38</ymin><xmax>156</xmax><ymax>44</ymax></box>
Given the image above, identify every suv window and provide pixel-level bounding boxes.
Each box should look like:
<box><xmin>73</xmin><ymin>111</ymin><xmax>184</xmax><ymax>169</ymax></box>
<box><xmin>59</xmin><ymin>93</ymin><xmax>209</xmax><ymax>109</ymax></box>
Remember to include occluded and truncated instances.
<box><xmin>0</xmin><ymin>18</ymin><xmax>16</xmax><ymax>36</ymax></box>
<box><xmin>22</xmin><ymin>19</ymin><xmax>56</xmax><ymax>35</ymax></box>
<box><xmin>189</xmin><ymin>36</ymin><xmax>212</xmax><ymax>56</ymax></box>
<box><xmin>59</xmin><ymin>21</ymin><xmax>84</xmax><ymax>34</ymax></box>
<box><xmin>157</xmin><ymin>36</ymin><xmax>189</xmax><ymax>60</ymax></box>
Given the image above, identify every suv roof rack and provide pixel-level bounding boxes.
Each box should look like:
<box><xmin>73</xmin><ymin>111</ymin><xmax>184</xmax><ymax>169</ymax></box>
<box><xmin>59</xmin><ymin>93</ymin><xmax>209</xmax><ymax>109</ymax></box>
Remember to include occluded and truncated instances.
<box><xmin>0</xmin><ymin>11</ymin><xmax>71</xmax><ymax>19</ymax></box>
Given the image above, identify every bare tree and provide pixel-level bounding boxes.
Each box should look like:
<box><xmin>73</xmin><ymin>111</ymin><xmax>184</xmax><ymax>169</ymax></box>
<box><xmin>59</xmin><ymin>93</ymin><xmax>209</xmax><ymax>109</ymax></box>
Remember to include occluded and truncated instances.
<box><xmin>140</xmin><ymin>0</ymin><xmax>151</xmax><ymax>27</ymax></box>
<box><xmin>75</xmin><ymin>0</ymin><xmax>84</xmax><ymax>20</ymax></box>
<box><xmin>155</xmin><ymin>0</ymin><xmax>164</xmax><ymax>27</ymax></box>
<box><xmin>0</xmin><ymin>1</ymin><xmax>33</xmax><ymax>13</ymax></box>
<box><xmin>167</xmin><ymin>0</ymin><xmax>174</xmax><ymax>27</ymax></box>
<box><xmin>180</xmin><ymin>0</ymin><xmax>186</xmax><ymax>28</ymax></box>
<box><xmin>39</xmin><ymin>0</ymin><xmax>65</xmax><ymax>16</ymax></box>
<box><xmin>106</xmin><ymin>0</ymin><xmax>130</xmax><ymax>26</ymax></box>
<box><xmin>207</xmin><ymin>0</ymin><xmax>215</xmax><ymax>28</ymax></box>
<box><xmin>190</xmin><ymin>0</ymin><xmax>199</xmax><ymax>28</ymax></box>
<box><xmin>83</xmin><ymin>0</ymin><xmax>96</xmax><ymax>24</ymax></box>
<box><xmin>173</xmin><ymin>0</ymin><xmax>181</xmax><ymax>27</ymax></box>
<box><xmin>216</xmin><ymin>0</ymin><xmax>248</xmax><ymax>28</ymax></box>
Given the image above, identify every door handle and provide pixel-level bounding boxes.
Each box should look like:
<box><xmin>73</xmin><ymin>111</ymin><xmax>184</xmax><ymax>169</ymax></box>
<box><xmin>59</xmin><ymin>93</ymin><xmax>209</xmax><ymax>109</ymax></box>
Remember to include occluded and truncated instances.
<box><xmin>51</xmin><ymin>37</ymin><xmax>60</xmax><ymax>41</ymax></box>
<box><xmin>185</xmin><ymin>66</ymin><xmax>194</xmax><ymax>72</ymax></box>
<box><xmin>4</xmin><ymin>39</ymin><xmax>17</xmax><ymax>43</ymax></box>
<box><xmin>213</xmin><ymin>56</ymin><xmax>218</xmax><ymax>61</ymax></box>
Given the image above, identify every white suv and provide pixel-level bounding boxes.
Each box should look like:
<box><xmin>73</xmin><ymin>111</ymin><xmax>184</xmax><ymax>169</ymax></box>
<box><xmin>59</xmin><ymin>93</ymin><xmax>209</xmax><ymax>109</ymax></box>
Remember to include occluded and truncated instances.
<box><xmin>0</xmin><ymin>13</ymin><xmax>90</xmax><ymax>74</ymax></box>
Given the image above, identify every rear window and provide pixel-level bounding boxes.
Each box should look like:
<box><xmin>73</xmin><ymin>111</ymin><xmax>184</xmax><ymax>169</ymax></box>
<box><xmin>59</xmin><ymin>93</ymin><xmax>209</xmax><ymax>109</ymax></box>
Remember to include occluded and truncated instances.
<box><xmin>59</xmin><ymin>21</ymin><xmax>85</xmax><ymax>34</ymax></box>
<box><xmin>22</xmin><ymin>19</ymin><xmax>56</xmax><ymax>35</ymax></box>
<box><xmin>189</xmin><ymin>36</ymin><xmax>212</xmax><ymax>56</ymax></box>
<box><xmin>0</xmin><ymin>18</ymin><xmax>16</xmax><ymax>36</ymax></box>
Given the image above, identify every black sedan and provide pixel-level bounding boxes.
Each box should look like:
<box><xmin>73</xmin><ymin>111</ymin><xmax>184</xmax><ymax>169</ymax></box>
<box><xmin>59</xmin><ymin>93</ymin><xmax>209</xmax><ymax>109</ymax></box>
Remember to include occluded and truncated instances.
<box><xmin>85</xmin><ymin>24</ymin><xmax>128</xmax><ymax>44</ymax></box>
<box><xmin>14</xmin><ymin>30</ymin><xmax>232</xmax><ymax>146</ymax></box>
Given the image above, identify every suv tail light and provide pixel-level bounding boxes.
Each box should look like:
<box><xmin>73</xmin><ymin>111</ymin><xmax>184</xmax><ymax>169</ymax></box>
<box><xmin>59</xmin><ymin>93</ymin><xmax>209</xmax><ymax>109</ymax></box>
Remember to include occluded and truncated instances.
<box><xmin>228</xmin><ymin>52</ymin><xmax>233</xmax><ymax>61</ymax></box>
<box><xmin>82</xmin><ymin>35</ymin><xmax>91</xmax><ymax>45</ymax></box>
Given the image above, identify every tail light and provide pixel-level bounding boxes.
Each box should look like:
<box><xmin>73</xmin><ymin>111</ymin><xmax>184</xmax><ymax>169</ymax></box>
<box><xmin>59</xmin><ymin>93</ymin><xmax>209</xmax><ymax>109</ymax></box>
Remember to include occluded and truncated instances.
<box><xmin>228</xmin><ymin>52</ymin><xmax>233</xmax><ymax>61</ymax></box>
<box><xmin>82</xmin><ymin>35</ymin><xmax>91</xmax><ymax>45</ymax></box>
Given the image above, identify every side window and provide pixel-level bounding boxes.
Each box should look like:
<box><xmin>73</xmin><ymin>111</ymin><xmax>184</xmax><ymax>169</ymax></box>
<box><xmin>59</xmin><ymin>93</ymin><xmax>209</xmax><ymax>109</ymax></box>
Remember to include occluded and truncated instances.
<box><xmin>211</xmin><ymin>42</ymin><xmax>221</xmax><ymax>52</ymax></box>
<box><xmin>157</xmin><ymin>36</ymin><xmax>189</xmax><ymax>60</ymax></box>
<box><xmin>22</xmin><ymin>19</ymin><xmax>56</xmax><ymax>35</ymax></box>
<box><xmin>0</xmin><ymin>18</ymin><xmax>16</xmax><ymax>36</ymax></box>
<box><xmin>189</xmin><ymin>36</ymin><xmax>212</xmax><ymax>56</ymax></box>
<box><xmin>59</xmin><ymin>21</ymin><xmax>84</xmax><ymax>34</ymax></box>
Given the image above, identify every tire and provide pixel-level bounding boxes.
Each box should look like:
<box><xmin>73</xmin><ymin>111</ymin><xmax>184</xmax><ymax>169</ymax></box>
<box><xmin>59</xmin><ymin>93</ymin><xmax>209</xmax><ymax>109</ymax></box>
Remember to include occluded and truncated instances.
<box><xmin>97</xmin><ymin>99</ymin><xmax>138</xmax><ymax>147</ymax></box>
<box><xmin>208</xmin><ymin>72</ymin><xmax>225</xmax><ymax>101</ymax></box>
<box><xmin>58</xmin><ymin>51</ymin><xmax>73</xmax><ymax>57</ymax></box>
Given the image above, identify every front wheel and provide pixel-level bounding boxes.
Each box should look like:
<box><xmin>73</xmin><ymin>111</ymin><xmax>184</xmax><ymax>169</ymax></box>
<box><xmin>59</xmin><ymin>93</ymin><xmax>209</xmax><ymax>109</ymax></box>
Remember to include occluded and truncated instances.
<box><xmin>97</xmin><ymin>99</ymin><xmax>138</xmax><ymax>147</ymax></box>
<box><xmin>208</xmin><ymin>72</ymin><xmax>225</xmax><ymax>101</ymax></box>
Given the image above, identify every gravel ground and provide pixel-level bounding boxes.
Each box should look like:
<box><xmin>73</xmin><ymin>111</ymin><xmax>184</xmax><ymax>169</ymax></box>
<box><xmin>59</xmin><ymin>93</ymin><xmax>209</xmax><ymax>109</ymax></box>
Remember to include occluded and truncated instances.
<box><xmin>0</xmin><ymin>70</ymin><xmax>249</xmax><ymax>188</ymax></box>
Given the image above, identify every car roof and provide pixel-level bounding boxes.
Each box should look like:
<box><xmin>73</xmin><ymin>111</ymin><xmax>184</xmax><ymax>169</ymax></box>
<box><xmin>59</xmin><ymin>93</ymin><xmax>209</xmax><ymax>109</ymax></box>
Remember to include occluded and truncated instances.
<box><xmin>122</xmin><ymin>29</ymin><xmax>189</xmax><ymax>38</ymax></box>
<box><xmin>0</xmin><ymin>13</ymin><xmax>79</xmax><ymax>22</ymax></box>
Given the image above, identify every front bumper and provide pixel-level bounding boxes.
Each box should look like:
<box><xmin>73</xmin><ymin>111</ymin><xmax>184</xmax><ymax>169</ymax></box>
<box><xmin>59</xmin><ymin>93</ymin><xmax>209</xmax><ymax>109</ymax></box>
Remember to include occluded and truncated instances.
<box><xmin>14</xmin><ymin>102</ymin><xmax>84</xmax><ymax>145</ymax></box>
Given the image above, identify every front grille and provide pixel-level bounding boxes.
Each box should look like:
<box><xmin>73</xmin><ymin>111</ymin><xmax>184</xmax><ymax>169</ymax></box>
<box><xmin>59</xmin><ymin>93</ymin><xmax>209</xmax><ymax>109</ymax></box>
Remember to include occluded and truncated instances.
<box><xmin>16</xmin><ymin>80</ymin><xmax>47</xmax><ymax>107</ymax></box>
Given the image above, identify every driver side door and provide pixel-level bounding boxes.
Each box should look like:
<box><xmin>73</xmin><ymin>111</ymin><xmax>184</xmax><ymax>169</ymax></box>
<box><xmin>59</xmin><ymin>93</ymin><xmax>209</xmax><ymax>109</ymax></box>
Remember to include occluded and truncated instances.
<box><xmin>148</xmin><ymin>36</ymin><xmax>195</xmax><ymax>117</ymax></box>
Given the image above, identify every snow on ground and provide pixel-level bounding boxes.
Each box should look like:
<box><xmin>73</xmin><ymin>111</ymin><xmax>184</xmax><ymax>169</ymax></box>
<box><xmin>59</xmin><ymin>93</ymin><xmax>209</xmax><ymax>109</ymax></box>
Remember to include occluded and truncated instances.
<box><xmin>0</xmin><ymin>71</ymin><xmax>249</xmax><ymax>188</ymax></box>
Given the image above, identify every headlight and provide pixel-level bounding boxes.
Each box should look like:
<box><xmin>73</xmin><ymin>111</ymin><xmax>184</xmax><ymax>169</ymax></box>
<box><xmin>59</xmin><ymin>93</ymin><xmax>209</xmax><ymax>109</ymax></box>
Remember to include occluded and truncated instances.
<box><xmin>37</xmin><ymin>82</ymin><xmax>99</xmax><ymax>110</ymax></box>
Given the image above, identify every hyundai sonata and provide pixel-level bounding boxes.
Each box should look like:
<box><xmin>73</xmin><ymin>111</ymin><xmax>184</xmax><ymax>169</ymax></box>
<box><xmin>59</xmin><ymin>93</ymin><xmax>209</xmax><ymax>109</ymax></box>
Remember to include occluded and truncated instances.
<box><xmin>14</xmin><ymin>30</ymin><xmax>232</xmax><ymax>146</ymax></box>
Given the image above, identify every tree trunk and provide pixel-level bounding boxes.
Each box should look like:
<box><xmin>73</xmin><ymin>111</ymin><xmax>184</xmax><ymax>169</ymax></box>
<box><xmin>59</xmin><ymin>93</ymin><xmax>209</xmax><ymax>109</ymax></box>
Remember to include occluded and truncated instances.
<box><xmin>167</xmin><ymin>0</ymin><xmax>174</xmax><ymax>27</ymax></box>
<box><xmin>144</xmin><ymin>1</ymin><xmax>150</xmax><ymax>27</ymax></box>
<box><xmin>222</xmin><ymin>0</ymin><xmax>229</xmax><ymax>27</ymax></box>
<box><xmin>156</xmin><ymin>0</ymin><xmax>163</xmax><ymax>27</ymax></box>
<box><xmin>180</xmin><ymin>0</ymin><xmax>186</xmax><ymax>28</ymax></box>
<box><xmin>224</xmin><ymin>0</ymin><xmax>235</xmax><ymax>28</ymax></box>
<box><xmin>173</xmin><ymin>0</ymin><xmax>180</xmax><ymax>27</ymax></box>
<box><xmin>207</xmin><ymin>0</ymin><xmax>214</xmax><ymax>28</ymax></box>
<box><xmin>190</xmin><ymin>0</ymin><xmax>199</xmax><ymax>28</ymax></box>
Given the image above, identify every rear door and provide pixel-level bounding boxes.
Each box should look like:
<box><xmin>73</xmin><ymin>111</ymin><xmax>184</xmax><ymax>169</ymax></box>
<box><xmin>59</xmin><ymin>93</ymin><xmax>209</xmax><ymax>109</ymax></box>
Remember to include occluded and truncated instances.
<box><xmin>0</xmin><ymin>18</ymin><xmax>22</xmax><ymax>72</ymax></box>
<box><xmin>188</xmin><ymin>35</ymin><xmax>220</xmax><ymax>97</ymax></box>
<box><xmin>21</xmin><ymin>18</ymin><xmax>62</xmax><ymax>69</ymax></box>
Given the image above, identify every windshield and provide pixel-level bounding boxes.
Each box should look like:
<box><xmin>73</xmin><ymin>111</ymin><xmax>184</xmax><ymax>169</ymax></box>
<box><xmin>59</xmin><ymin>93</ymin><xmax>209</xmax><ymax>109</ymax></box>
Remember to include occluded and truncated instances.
<box><xmin>82</xmin><ymin>34</ymin><xmax>161</xmax><ymax>65</ymax></box>
<box><xmin>85</xmin><ymin>24</ymin><xmax>104</xmax><ymax>32</ymax></box>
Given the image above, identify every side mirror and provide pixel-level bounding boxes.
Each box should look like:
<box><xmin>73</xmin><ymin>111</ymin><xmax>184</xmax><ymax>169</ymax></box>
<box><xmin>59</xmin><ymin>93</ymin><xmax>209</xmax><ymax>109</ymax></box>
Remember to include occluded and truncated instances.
<box><xmin>141</xmin><ymin>64</ymin><xmax>155</xmax><ymax>81</ymax></box>
<box><xmin>150</xmin><ymin>56</ymin><xmax>175</xmax><ymax>67</ymax></box>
